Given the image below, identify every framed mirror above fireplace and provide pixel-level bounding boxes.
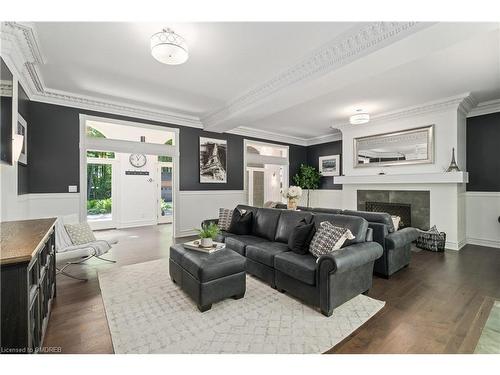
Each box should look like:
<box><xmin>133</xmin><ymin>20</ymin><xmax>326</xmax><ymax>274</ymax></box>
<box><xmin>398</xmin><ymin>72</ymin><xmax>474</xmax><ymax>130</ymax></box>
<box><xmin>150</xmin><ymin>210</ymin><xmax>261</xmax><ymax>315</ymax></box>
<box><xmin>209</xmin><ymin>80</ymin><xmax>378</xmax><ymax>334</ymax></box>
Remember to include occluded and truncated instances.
<box><xmin>354</xmin><ymin>125</ymin><xmax>434</xmax><ymax>168</ymax></box>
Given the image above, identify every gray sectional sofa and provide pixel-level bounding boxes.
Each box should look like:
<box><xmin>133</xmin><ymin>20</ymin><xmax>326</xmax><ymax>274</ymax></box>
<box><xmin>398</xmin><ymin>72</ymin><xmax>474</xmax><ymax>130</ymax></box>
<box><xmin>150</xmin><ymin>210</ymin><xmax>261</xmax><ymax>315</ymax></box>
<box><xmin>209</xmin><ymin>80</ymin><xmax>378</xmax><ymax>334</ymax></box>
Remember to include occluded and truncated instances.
<box><xmin>275</xmin><ymin>204</ymin><xmax>419</xmax><ymax>278</ymax></box>
<box><xmin>203</xmin><ymin>205</ymin><xmax>383</xmax><ymax>316</ymax></box>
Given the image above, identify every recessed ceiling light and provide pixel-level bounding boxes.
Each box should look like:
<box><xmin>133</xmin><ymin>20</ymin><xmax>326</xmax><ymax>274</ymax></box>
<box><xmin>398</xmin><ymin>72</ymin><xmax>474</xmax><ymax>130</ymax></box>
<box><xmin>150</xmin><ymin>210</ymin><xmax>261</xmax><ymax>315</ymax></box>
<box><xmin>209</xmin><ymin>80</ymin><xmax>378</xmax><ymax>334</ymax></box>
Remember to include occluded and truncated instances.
<box><xmin>151</xmin><ymin>28</ymin><xmax>189</xmax><ymax>65</ymax></box>
<box><xmin>349</xmin><ymin>110</ymin><xmax>370</xmax><ymax>125</ymax></box>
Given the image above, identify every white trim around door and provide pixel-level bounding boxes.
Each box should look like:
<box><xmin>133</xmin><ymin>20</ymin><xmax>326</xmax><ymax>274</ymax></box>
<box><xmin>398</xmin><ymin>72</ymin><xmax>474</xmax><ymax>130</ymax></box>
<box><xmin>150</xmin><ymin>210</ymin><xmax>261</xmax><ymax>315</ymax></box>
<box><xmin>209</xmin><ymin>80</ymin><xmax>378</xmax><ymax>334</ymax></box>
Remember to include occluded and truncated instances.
<box><xmin>79</xmin><ymin>114</ymin><xmax>180</xmax><ymax>236</ymax></box>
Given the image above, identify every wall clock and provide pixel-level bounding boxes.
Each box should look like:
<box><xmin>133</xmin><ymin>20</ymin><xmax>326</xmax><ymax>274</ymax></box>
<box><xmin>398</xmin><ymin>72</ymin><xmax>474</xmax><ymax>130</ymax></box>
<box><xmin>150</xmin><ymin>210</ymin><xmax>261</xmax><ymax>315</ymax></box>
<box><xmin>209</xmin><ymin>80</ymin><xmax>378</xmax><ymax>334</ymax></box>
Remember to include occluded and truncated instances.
<box><xmin>129</xmin><ymin>153</ymin><xmax>147</xmax><ymax>168</ymax></box>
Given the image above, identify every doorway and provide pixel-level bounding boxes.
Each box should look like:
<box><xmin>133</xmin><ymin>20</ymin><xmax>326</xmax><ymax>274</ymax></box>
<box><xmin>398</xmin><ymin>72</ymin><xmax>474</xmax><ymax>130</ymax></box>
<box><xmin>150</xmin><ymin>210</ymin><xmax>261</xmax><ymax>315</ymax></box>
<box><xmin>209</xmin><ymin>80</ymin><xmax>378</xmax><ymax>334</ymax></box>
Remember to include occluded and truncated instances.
<box><xmin>80</xmin><ymin>115</ymin><xmax>179</xmax><ymax>234</ymax></box>
<box><xmin>86</xmin><ymin>152</ymin><xmax>118</xmax><ymax>230</ymax></box>
<box><xmin>244</xmin><ymin>140</ymin><xmax>289</xmax><ymax>207</ymax></box>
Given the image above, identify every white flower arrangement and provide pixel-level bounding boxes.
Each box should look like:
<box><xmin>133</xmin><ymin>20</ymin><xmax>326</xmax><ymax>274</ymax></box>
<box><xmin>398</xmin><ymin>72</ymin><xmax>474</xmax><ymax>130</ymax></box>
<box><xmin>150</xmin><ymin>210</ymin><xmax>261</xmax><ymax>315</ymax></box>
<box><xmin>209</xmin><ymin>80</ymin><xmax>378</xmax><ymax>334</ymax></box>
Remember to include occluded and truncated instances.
<box><xmin>282</xmin><ymin>186</ymin><xmax>303</xmax><ymax>199</ymax></box>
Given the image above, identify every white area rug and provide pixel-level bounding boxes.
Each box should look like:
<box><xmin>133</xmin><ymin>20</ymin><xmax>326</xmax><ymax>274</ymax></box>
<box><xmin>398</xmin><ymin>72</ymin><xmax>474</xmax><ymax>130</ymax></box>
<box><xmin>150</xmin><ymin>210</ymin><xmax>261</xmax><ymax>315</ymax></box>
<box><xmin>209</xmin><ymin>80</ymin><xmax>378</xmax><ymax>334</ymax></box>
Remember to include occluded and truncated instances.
<box><xmin>98</xmin><ymin>258</ymin><xmax>385</xmax><ymax>354</ymax></box>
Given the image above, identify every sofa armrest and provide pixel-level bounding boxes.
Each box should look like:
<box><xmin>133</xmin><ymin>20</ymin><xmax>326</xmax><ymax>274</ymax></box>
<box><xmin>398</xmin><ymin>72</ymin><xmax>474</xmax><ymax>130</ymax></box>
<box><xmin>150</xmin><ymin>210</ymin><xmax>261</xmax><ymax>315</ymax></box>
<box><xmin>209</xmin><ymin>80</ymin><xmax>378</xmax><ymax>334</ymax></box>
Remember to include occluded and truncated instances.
<box><xmin>316</xmin><ymin>241</ymin><xmax>384</xmax><ymax>276</ymax></box>
<box><xmin>201</xmin><ymin>218</ymin><xmax>219</xmax><ymax>228</ymax></box>
<box><xmin>385</xmin><ymin>227</ymin><xmax>419</xmax><ymax>250</ymax></box>
<box><xmin>368</xmin><ymin>222</ymin><xmax>389</xmax><ymax>248</ymax></box>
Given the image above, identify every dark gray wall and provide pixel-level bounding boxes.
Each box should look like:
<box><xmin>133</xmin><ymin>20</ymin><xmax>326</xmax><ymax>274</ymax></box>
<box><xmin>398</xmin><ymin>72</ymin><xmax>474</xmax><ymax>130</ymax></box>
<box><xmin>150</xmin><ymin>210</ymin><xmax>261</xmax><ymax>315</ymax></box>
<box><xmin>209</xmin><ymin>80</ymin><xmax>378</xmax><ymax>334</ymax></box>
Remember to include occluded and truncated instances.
<box><xmin>17</xmin><ymin>83</ymin><xmax>29</xmax><ymax>195</ymax></box>
<box><xmin>466</xmin><ymin>112</ymin><xmax>500</xmax><ymax>192</ymax></box>
<box><xmin>306</xmin><ymin>140</ymin><xmax>342</xmax><ymax>190</ymax></box>
<box><xmin>27</xmin><ymin>101</ymin><xmax>307</xmax><ymax>193</ymax></box>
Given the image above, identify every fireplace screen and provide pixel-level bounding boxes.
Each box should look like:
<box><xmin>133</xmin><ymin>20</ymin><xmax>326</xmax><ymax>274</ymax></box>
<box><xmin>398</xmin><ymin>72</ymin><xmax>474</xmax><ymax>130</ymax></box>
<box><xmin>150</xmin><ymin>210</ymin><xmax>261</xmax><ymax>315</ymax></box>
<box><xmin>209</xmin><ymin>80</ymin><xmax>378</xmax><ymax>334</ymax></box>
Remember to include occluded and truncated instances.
<box><xmin>365</xmin><ymin>201</ymin><xmax>412</xmax><ymax>229</ymax></box>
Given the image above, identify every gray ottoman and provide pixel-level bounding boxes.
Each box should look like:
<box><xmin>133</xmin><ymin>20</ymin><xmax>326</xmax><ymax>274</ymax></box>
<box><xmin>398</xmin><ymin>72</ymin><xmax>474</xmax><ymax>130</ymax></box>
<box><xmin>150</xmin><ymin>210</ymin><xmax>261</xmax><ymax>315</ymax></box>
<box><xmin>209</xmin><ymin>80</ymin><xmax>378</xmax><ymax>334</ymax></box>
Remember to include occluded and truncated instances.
<box><xmin>169</xmin><ymin>244</ymin><xmax>246</xmax><ymax>312</ymax></box>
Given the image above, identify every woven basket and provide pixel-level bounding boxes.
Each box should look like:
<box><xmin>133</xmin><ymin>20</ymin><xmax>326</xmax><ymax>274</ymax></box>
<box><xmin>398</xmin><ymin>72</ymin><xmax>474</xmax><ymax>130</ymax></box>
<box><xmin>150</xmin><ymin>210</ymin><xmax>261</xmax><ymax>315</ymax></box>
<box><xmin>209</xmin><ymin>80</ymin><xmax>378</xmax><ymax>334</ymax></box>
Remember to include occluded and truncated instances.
<box><xmin>416</xmin><ymin>230</ymin><xmax>446</xmax><ymax>252</ymax></box>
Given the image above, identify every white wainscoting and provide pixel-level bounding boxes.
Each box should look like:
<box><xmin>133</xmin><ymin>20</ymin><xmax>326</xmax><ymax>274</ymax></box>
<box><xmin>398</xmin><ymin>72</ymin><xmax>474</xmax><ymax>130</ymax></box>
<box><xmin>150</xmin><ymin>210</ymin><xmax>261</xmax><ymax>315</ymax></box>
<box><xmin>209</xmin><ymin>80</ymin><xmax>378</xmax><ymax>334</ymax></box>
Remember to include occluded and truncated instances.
<box><xmin>298</xmin><ymin>189</ymin><xmax>343</xmax><ymax>209</ymax></box>
<box><xmin>27</xmin><ymin>193</ymin><xmax>81</xmax><ymax>219</ymax></box>
<box><xmin>176</xmin><ymin>190</ymin><xmax>246</xmax><ymax>238</ymax></box>
<box><xmin>466</xmin><ymin>192</ymin><xmax>500</xmax><ymax>249</ymax></box>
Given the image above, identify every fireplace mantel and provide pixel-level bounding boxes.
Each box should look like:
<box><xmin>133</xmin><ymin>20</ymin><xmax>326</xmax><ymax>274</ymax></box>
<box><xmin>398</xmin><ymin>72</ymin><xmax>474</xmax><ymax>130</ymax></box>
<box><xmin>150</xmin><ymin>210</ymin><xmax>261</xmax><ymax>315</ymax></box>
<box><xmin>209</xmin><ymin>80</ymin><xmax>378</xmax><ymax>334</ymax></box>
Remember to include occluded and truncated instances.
<box><xmin>334</xmin><ymin>171</ymin><xmax>468</xmax><ymax>185</ymax></box>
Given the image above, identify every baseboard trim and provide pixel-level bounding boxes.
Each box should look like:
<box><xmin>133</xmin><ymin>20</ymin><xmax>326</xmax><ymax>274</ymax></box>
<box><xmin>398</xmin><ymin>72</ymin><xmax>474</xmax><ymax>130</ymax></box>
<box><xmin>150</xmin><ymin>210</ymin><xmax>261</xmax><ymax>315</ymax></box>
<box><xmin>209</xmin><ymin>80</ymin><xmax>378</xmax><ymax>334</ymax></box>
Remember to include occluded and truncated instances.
<box><xmin>118</xmin><ymin>219</ymin><xmax>157</xmax><ymax>229</ymax></box>
<box><xmin>466</xmin><ymin>237</ymin><xmax>500</xmax><ymax>249</ymax></box>
<box><xmin>176</xmin><ymin>229</ymin><xmax>197</xmax><ymax>238</ymax></box>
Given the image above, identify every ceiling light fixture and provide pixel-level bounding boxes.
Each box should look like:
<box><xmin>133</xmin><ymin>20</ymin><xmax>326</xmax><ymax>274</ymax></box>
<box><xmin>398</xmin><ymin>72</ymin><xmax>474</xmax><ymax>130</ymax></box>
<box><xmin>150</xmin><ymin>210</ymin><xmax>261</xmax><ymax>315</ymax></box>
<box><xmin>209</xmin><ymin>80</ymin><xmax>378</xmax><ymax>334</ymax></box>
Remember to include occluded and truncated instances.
<box><xmin>349</xmin><ymin>110</ymin><xmax>370</xmax><ymax>125</ymax></box>
<box><xmin>150</xmin><ymin>28</ymin><xmax>189</xmax><ymax>65</ymax></box>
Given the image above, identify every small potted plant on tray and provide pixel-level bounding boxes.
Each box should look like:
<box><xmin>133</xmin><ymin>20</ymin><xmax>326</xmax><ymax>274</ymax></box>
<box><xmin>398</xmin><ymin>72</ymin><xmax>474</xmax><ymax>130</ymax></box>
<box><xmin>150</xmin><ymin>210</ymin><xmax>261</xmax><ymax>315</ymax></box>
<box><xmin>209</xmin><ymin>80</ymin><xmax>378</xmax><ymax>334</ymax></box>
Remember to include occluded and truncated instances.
<box><xmin>195</xmin><ymin>222</ymin><xmax>220</xmax><ymax>248</ymax></box>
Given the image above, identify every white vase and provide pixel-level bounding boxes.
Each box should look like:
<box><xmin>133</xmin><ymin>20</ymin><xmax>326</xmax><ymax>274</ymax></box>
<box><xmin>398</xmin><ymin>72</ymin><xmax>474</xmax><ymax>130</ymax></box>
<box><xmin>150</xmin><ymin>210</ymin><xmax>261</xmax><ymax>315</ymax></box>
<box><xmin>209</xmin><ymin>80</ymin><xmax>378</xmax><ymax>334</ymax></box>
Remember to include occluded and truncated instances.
<box><xmin>201</xmin><ymin>238</ymin><xmax>213</xmax><ymax>248</ymax></box>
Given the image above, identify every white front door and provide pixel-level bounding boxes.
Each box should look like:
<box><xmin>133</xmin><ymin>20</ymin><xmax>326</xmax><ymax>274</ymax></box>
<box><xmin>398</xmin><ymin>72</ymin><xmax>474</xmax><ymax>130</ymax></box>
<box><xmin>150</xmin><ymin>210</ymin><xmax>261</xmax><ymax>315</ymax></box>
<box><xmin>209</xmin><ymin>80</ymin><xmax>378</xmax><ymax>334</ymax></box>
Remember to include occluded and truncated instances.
<box><xmin>118</xmin><ymin>154</ymin><xmax>158</xmax><ymax>228</ymax></box>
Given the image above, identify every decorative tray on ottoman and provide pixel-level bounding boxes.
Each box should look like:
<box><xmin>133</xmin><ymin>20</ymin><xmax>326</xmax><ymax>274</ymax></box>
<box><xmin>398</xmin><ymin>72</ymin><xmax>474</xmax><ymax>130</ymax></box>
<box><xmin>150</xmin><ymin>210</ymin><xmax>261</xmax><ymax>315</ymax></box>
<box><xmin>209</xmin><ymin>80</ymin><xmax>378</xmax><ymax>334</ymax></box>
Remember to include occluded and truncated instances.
<box><xmin>182</xmin><ymin>240</ymin><xmax>225</xmax><ymax>254</ymax></box>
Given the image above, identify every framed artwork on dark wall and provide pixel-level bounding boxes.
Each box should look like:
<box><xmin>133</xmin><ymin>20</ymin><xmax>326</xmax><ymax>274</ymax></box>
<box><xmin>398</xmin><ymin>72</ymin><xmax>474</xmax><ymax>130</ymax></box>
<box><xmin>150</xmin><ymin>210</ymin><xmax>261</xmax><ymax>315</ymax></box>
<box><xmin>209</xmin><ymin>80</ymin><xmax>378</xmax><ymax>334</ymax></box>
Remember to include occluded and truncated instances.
<box><xmin>199</xmin><ymin>137</ymin><xmax>227</xmax><ymax>183</ymax></box>
<box><xmin>17</xmin><ymin>113</ymin><xmax>27</xmax><ymax>165</ymax></box>
<box><xmin>319</xmin><ymin>154</ymin><xmax>340</xmax><ymax>176</ymax></box>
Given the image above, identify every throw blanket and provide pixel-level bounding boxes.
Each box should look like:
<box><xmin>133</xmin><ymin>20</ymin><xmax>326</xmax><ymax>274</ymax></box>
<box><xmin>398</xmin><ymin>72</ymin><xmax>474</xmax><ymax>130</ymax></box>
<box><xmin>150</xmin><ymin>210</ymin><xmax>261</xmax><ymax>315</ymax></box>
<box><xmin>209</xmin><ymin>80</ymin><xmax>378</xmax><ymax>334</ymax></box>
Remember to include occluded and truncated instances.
<box><xmin>55</xmin><ymin>218</ymin><xmax>112</xmax><ymax>256</ymax></box>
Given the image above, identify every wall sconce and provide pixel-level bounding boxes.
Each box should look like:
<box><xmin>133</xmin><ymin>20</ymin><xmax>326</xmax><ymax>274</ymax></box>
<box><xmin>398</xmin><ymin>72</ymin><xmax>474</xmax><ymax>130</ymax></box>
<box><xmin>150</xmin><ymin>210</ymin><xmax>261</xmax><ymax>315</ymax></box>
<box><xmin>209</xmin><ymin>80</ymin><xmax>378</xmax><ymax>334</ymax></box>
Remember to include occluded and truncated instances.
<box><xmin>12</xmin><ymin>134</ymin><xmax>24</xmax><ymax>162</ymax></box>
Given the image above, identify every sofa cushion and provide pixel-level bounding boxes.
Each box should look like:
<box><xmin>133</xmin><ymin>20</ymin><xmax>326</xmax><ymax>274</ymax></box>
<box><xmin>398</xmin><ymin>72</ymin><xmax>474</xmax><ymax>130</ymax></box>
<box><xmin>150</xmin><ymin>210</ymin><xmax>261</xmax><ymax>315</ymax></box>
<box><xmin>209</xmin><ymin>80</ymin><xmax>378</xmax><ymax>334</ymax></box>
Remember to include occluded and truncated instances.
<box><xmin>217</xmin><ymin>208</ymin><xmax>234</xmax><ymax>231</ymax></box>
<box><xmin>252</xmin><ymin>208</ymin><xmax>282</xmax><ymax>241</ymax></box>
<box><xmin>309</xmin><ymin>221</ymin><xmax>355</xmax><ymax>258</ymax></box>
<box><xmin>288</xmin><ymin>220</ymin><xmax>315</xmax><ymax>254</ymax></box>
<box><xmin>343</xmin><ymin>210</ymin><xmax>395</xmax><ymax>233</ymax></box>
<box><xmin>228</xmin><ymin>209</ymin><xmax>253</xmax><ymax>235</ymax></box>
<box><xmin>274</xmin><ymin>210</ymin><xmax>313</xmax><ymax>243</ymax></box>
<box><xmin>225</xmin><ymin>235</ymin><xmax>269</xmax><ymax>256</ymax></box>
<box><xmin>246</xmin><ymin>242</ymin><xmax>289</xmax><ymax>267</ymax></box>
<box><xmin>214</xmin><ymin>231</ymin><xmax>236</xmax><ymax>243</ymax></box>
<box><xmin>312</xmin><ymin>213</ymin><xmax>368</xmax><ymax>246</ymax></box>
<box><xmin>274</xmin><ymin>251</ymin><xmax>317</xmax><ymax>286</ymax></box>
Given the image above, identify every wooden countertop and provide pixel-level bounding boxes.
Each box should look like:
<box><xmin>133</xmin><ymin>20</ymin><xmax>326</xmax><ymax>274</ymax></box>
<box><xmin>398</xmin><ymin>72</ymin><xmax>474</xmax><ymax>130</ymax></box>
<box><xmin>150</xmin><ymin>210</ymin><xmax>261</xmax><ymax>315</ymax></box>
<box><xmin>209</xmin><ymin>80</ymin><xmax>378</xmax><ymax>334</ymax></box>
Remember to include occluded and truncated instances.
<box><xmin>1</xmin><ymin>218</ymin><xmax>57</xmax><ymax>265</ymax></box>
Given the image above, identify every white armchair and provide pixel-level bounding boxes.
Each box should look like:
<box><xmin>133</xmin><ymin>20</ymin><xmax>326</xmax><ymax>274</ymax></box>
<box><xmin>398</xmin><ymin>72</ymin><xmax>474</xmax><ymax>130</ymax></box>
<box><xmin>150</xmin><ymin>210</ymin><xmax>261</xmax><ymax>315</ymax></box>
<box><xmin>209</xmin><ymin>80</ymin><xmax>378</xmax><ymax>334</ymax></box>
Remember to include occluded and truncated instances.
<box><xmin>55</xmin><ymin>217</ymin><xmax>118</xmax><ymax>281</ymax></box>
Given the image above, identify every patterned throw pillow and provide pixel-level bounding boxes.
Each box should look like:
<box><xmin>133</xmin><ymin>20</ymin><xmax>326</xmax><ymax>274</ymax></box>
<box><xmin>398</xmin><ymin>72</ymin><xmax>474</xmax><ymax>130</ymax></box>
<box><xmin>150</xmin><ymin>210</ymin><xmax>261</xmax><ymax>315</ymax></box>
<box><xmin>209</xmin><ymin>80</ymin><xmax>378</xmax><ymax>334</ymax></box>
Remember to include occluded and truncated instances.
<box><xmin>391</xmin><ymin>215</ymin><xmax>401</xmax><ymax>231</ymax></box>
<box><xmin>309</xmin><ymin>221</ymin><xmax>356</xmax><ymax>258</ymax></box>
<box><xmin>64</xmin><ymin>222</ymin><xmax>96</xmax><ymax>245</ymax></box>
<box><xmin>218</xmin><ymin>208</ymin><xmax>234</xmax><ymax>231</ymax></box>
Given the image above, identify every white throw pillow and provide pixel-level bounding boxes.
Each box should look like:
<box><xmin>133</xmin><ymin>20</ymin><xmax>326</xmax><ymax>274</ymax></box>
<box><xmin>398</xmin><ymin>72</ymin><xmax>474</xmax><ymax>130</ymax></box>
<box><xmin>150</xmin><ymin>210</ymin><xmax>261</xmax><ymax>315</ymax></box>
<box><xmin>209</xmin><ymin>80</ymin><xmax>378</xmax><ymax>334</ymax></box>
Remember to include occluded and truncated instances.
<box><xmin>64</xmin><ymin>222</ymin><xmax>96</xmax><ymax>245</ymax></box>
<box><xmin>309</xmin><ymin>221</ymin><xmax>356</xmax><ymax>258</ymax></box>
<box><xmin>217</xmin><ymin>208</ymin><xmax>234</xmax><ymax>231</ymax></box>
<box><xmin>391</xmin><ymin>215</ymin><xmax>401</xmax><ymax>231</ymax></box>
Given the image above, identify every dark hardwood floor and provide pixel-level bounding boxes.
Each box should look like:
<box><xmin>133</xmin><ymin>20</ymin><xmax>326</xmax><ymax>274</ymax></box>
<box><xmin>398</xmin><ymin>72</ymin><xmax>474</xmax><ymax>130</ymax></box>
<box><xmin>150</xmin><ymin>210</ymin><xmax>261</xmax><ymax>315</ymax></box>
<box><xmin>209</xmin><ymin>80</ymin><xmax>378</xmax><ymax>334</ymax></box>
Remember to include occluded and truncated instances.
<box><xmin>43</xmin><ymin>225</ymin><xmax>500</xmax><ymax>354</ymax></box>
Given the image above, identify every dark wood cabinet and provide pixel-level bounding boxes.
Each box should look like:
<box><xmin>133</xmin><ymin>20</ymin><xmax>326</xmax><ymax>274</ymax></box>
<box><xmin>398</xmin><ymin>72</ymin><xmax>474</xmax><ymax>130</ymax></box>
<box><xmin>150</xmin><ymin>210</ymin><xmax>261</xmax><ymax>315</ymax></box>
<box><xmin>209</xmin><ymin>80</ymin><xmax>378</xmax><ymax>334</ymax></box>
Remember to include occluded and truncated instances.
<box><xmin>1</xmin><ymin>219</ymin><xmax>57</xmax><ymax>353</ymax></box>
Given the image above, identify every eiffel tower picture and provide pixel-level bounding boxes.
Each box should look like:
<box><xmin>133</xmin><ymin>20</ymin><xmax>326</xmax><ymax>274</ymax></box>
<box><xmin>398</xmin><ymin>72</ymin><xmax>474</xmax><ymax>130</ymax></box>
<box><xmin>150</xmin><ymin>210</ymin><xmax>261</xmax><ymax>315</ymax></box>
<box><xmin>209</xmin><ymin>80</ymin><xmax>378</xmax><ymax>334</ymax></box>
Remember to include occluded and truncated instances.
<box><xmin>199</xmin><ymin>137</ymin><xmax>227</xmax><ymax>183</ymax></box>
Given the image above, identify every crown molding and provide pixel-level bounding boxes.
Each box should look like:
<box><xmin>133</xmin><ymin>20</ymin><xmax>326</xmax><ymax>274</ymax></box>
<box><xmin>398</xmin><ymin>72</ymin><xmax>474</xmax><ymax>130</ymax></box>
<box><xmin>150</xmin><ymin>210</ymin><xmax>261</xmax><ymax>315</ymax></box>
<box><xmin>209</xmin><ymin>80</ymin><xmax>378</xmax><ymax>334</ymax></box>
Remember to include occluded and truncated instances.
<box><xmin>333</xmin><ymin>93</ymin><xmax>474</xmax><ymax>131</ymax></box>
<box><xmin>0</xmin><ymin>22</ymin><xmax>204</xmax><ymax>129</ymax></box>
<box><xmin>202</xmin><ymin>22</ymin><xmax>433</xmax><ymax>130</ymax></box>
<box><xmin>467</xmin><ymin>98</ymin><xmax>500</xmax><ymax>118</ymax></box>
<box><xmin>227</xmin><ymin>126</ymin><xmax>308</xmax><ymax>146</ymax></box>
<box><xmin>305</xmin><ymin>132</ymin><xmax>343</xmax><ymax>146</ymax></box>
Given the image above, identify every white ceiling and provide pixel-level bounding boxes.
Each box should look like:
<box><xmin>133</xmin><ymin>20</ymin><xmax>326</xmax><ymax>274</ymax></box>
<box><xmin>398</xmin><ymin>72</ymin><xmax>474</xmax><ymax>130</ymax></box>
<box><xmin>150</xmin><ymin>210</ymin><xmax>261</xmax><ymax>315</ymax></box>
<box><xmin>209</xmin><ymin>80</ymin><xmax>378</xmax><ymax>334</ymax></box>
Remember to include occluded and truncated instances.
<box><xmin>34</xmin><ymin>22</ymin><xmax>356</xmax><ymax>115</ymax></box>
<box><xmin>13</xmin><ymin>22</ymin><xmax>500</xmax><ymax>141</ymax></box>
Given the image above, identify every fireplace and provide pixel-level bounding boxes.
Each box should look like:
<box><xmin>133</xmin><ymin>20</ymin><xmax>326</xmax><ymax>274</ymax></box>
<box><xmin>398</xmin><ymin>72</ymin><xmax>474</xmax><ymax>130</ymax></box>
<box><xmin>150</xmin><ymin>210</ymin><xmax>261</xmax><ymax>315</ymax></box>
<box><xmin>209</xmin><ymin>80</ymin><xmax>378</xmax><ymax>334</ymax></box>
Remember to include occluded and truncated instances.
<box><xmin>357</xmin><ymin>190</ymin><xmax>430</xmax><ymax>230</ymax></box>
<box><xmin>365</xmin><ymin>201</ymin><xmax>412</xmax><ymax>229</ymax></box>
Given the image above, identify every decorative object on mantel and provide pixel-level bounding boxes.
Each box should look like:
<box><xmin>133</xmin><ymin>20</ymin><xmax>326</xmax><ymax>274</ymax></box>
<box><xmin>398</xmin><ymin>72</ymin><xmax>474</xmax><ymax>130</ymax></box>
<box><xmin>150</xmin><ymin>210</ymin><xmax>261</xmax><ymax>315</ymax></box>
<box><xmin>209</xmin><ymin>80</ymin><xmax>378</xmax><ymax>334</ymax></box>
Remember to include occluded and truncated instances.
<box><xmin>445</xmin><ymin>147</ymin><xmax>461</xmax><ymax>172</ymax></box>
<box><xmin>318</xmin><ymin>155</ymin><xmax>340</xmax><ymax>176</ymax></box>
<box><xmin>292</xmin><ymin>164</ymin><xmax>321</xmax><ymax>208</ymax></box>
<box><xmin>282</xmin><ymin>186</ymin><xmax>303</xmax><ymax>210</ymax></box>
<box><xmin>354</xmin><ymin>125</ymin><xmax>434</xmax><ymax>168</ymax></box>
<box><xmin>416</xmin><ymin>225</ymin><xmax>446</xmax><ymax>252</ymax></box>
